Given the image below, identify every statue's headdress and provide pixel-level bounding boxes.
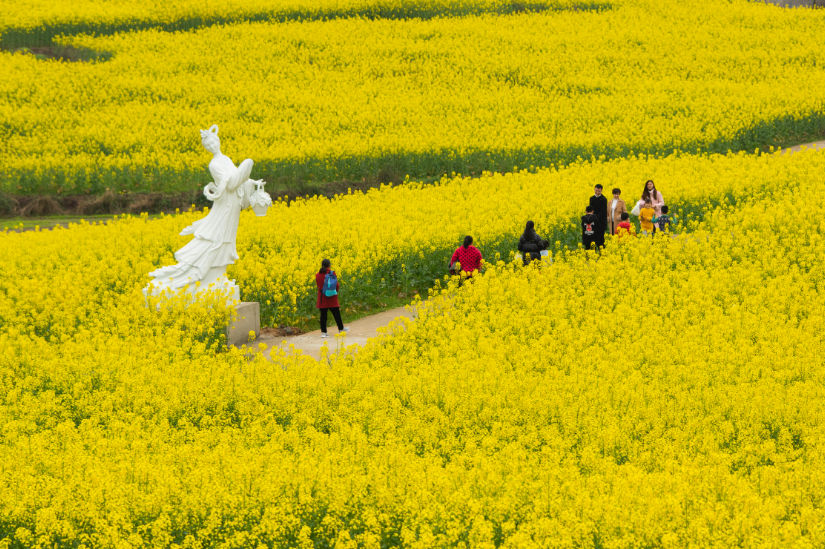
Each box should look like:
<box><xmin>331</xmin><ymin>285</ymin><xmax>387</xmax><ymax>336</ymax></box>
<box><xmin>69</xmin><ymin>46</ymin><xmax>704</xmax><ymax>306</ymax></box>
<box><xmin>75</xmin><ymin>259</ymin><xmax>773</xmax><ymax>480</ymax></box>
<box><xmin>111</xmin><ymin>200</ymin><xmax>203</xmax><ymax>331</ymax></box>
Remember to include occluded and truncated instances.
<box><xmin>200</xmin><ymin>124</ymin><xmax>219</xmax><ymax>145</ymax></box>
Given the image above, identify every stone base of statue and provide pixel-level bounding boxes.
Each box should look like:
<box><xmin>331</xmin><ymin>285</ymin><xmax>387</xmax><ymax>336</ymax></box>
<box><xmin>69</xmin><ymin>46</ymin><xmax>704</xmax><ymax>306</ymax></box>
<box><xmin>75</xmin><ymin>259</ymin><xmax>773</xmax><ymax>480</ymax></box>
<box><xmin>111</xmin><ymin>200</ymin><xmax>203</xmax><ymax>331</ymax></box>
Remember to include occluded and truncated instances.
<box><xmin>227</xmin><ymin>302</ymin><xmax>261</xmax><ymax>346</ymax></box>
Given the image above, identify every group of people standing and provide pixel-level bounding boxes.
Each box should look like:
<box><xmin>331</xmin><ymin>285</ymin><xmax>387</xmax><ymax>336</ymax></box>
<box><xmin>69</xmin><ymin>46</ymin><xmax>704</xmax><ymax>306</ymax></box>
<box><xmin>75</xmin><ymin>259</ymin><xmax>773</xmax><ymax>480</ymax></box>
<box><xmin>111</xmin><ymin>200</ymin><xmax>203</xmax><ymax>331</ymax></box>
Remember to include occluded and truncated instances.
<box><xmin>582</xmin><ymin>179</ymin><xmax>671</xmax><ymax>249</ymax></box>
<box><xmin>443</xmin><ymin>180</ymin><xmax>672</xmax><ymax>271</ymax></box>
<box><xmin>316</xmin><ymin>180</ymin><xmax>672</xmax><ymax>336</ymax></box>
<box><xmin>516</xmin><ymin>179</ymin><xmax>673</xmax><ymax>265</ymax></box>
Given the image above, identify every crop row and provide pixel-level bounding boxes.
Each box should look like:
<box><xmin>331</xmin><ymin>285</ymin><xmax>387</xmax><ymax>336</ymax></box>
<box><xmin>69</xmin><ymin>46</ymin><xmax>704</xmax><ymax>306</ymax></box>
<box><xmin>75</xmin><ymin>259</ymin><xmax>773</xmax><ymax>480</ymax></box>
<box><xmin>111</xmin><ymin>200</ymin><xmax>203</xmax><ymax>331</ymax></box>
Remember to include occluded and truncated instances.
<box><xmin>0</xmin><ymin>147</ymin><xmax>821</xmax><ymax>334</ymax></box>
<box><xmin>0</xmin><ymin>0</ymin><xmax>599</xmax><ymax>48</ymax></box>
<box><xmin>2</xmin><ymin>0</ymin><xmax>824</xmax><ymax>196</ymax></box>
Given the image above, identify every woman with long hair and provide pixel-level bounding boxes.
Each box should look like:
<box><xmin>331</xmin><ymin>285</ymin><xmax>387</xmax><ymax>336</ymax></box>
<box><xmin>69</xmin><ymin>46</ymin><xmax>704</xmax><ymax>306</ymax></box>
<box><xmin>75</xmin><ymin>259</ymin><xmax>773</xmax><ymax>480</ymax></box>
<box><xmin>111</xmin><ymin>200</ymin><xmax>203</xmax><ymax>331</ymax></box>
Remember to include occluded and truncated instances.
<box><xmin>641</xmin><ymin>180</ymin><xmax>665</xmax><ymax>216</ymax></box>
<box><xmin>316</xmin><ymin>258</ymin><xmax>346</xmax><ymax>338</ymax></box>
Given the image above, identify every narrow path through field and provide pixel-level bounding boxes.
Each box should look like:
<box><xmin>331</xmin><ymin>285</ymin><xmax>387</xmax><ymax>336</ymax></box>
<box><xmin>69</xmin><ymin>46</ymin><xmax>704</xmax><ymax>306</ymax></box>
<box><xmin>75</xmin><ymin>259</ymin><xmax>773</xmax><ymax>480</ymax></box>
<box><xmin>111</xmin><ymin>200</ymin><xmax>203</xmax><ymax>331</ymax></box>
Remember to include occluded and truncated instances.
<box><xmin>780</xmin><ymin>140</ymin><xmax>825</xmax><ymax>154</ymax></box>
<box><xmin>257</xmin><ymin>306</ymin><xmax>415</xmax><ymax>361</ymax></box>
<box><xmin>248</xmin><ymin>139</ymin><xmax>825</xmax><ymax>361</ymax></box>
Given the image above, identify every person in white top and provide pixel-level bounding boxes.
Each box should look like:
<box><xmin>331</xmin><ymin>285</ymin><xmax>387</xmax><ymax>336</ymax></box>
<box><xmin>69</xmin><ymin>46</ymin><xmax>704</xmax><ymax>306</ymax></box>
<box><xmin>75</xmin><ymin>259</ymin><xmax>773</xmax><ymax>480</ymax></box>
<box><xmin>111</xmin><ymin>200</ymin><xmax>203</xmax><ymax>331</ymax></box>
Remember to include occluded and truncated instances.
<box><xmin>642</xmin><ymin>180</ymin><xmax>665</xmax><ymax>216</ymax></box>
<box><xmin>607</xmin><ymin>187</ymin><xmax>627</xmax><ymax>235</ymax></box>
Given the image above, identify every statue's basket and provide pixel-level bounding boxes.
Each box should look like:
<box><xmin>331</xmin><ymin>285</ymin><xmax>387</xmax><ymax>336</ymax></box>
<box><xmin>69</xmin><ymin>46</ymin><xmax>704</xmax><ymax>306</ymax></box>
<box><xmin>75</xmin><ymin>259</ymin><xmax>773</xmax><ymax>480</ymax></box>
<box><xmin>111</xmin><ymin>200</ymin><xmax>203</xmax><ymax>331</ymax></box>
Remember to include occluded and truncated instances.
<box><xmin>252</xmin><ymin>203</ymin><xmax>268</xmax><ymax>217</ymax></box>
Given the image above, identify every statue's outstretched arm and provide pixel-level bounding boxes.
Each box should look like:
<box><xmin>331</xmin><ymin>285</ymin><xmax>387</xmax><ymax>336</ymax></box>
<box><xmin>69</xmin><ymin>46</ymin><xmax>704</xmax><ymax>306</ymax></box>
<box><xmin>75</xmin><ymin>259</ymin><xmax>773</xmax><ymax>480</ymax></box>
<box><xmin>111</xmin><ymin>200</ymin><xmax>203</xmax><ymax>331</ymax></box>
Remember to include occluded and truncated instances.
<box><xmin>227</xmin><ymin>158</ymin><xmax>254</xmax><ymax>192</ymax></box>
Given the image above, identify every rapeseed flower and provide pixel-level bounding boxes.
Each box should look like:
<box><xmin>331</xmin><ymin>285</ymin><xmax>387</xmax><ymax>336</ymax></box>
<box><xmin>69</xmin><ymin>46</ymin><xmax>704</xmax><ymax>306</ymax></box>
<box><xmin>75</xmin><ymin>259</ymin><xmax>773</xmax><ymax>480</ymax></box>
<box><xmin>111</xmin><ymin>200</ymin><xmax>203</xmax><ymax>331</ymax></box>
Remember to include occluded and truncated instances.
<box><xmin>2</xmin><ymin>148</ymin><xmax>825</xmax><ymax>545</ymax></box>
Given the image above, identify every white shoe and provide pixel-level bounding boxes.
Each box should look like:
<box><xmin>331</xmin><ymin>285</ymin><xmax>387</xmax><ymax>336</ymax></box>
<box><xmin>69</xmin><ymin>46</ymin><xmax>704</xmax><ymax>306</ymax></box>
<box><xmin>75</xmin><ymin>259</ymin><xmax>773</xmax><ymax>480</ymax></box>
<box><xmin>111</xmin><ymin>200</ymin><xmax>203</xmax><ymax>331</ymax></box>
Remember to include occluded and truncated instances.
<box><xmin>321</xmin><ymin>333</ymin><xmax>328</xmax><ymax>338</ymax></box>
<box><xmin>340</xmin><ymin>327</ymin><xmax>348</xmax><ymax>333</ymax></box>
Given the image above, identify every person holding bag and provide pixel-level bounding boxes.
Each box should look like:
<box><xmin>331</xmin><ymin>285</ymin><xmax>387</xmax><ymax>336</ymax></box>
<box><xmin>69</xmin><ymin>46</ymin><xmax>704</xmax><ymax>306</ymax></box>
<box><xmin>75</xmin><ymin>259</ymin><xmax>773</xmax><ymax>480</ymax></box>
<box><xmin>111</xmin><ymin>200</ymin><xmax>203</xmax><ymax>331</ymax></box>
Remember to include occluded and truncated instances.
<box><xmin>642</xmin><ymin>179</ymin><xmax>665</xmax><ymax>215</ymax></box>
<box><xmin>632</xmin><ymin>180</ymin><xmax>665</xmax><ymax>218</ymax></box>
<box><xmin>518</xmin><ymin>220</ymin><xmax>549</xmax><ymax>265</ymax></box>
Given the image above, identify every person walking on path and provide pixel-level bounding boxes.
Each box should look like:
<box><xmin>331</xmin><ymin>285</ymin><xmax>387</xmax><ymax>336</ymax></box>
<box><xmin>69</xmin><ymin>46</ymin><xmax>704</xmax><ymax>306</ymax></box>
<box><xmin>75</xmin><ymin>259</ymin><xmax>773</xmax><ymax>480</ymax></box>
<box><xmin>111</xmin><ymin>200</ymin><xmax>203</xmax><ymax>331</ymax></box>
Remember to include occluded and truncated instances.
<box><xmin>450</xmin><ymin>236</ymin><xmax>483</xmax><ymax>276</ymax></box>
<box><xmin>642</xmin><ymin>180</ymin><xmax>665</xmax><ymax>215</ymax></box>
<box><xmin>589</xmin><ymin>184</ymin><xmax>608</xmax><ymax>248</ymax></box>
<box><xmin>316</xmin><ymin>258</ymin><xmax>346</xmax><ymax>338</ymax></box>
<box><xmin>581</xmin><ymin>205</ymin><xmax>599</xmax><ymax>250</ymax></box>
<box><xmin>518</xmin><ymin>220</ymin><xmax>549</xmax><ymax>265</ymax></box>
<box><xmin>607</xmin><ymin>188</ymin><xmax>627</xmax><ymax>235</ymax></box>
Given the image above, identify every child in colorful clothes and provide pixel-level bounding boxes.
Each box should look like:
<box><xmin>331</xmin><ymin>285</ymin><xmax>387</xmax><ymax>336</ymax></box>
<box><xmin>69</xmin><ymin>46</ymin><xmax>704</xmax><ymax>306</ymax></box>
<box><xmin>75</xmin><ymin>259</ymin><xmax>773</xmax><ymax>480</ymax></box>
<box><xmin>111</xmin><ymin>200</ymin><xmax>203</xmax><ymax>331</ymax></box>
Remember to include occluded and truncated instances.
<box><xmin>639</xmin><ymin>199</ymin><xmax>655</xmax><ymax>235</ymax></box>
<box><xmin>653</xmin><ymin>205</ymin><xmax>672</xmax><ymax>234</ymax></box>
<box><xmin>616</xmin><ymin>212</ymin><xmax>634</xmax><ymax>238</ymax></box>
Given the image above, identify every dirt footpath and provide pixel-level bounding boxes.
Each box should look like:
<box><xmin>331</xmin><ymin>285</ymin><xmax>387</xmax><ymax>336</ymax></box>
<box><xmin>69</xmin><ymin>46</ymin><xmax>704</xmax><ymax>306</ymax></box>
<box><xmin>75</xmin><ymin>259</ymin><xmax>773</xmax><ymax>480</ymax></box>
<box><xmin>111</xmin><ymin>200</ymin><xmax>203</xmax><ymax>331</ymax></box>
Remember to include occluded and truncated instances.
<box><xmin>779</xmin><ymin>140</ymin><xmax>825</xmax><ymax>154</ymax></box>
<box><xmin>256</xmin><ymin>306</ymin><xmax>415</xmax><ymax>361</ymax></box>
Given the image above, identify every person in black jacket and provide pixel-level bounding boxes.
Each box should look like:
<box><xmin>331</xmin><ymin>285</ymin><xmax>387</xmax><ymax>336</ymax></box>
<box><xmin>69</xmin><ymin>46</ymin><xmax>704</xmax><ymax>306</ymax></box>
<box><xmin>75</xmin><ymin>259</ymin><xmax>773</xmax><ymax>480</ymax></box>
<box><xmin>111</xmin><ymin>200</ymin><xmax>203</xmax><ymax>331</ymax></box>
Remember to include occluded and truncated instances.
<box><xmin>518</xmin><ymin>220</ymin><xmax>549</xmax><ymax>265</ymax></box>
<box><xmin>589</xmin><ymin>184</ymin><xmax>608</xmax><ymax>248</ymax></box>
<box><xmin>581</xmin><ymin>205</ymin><xmax>598</xmax><ymax>250</ymax></box>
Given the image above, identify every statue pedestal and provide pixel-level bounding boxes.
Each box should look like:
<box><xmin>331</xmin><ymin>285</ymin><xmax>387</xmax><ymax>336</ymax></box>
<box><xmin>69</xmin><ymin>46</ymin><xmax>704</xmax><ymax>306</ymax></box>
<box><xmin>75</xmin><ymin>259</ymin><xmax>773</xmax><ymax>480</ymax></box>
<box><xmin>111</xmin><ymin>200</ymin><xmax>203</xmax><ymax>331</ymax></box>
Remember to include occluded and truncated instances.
<box><xmin>227</xmin><ymin>302</ymin><xmax>260</xmax><ymax>346</ymax></box>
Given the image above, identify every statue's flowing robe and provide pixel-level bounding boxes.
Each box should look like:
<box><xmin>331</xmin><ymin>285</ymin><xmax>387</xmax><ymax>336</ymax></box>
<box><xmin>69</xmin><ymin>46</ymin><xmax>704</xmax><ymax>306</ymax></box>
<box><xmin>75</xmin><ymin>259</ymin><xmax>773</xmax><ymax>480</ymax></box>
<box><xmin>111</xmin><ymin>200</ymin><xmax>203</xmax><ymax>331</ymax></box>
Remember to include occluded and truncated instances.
<box><xmin>149</xmin><ymin>154</ymin><xmax>253</xmax><ymax>289</ymax></box>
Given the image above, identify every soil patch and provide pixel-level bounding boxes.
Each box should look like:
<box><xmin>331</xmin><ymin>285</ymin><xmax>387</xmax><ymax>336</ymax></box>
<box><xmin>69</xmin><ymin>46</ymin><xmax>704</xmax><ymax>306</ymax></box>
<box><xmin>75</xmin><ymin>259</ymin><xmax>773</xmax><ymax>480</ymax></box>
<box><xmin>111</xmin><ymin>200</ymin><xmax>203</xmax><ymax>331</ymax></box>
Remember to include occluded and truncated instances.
<box><xmin>2</xmin><ymin>177</ymin><xmax>405</xmax><ymax>219</ymax></box>
<box><xmin>5</xmin><ymin>45</ymin><xmax>111</xmax><ymax>62</ymax></box>
<box><xmin>261</xmin><ymin>326</ymin><xmax>305</xmax><ymax>338</ymax></box>
<box><xmin>763</xmin><ymin>0</ymin><xmax>825</xmax><ymax>6</ymax></box>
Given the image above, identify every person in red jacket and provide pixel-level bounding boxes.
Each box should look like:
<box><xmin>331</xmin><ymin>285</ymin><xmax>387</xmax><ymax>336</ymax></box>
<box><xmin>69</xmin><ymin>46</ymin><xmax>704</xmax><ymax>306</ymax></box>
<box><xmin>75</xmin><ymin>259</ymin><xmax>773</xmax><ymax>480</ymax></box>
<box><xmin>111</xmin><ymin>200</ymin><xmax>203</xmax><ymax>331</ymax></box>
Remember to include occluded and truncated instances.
<box><xmin>449</xmin><ymin>235</ymin><xmax>483</xmax><ymax>277</ymax></box>
<box><xmin>316</xmin><ymin>258</ymin><xmax>346</xmax><ymax>338</ymax></box>
<box><xmin>616</xmin><ymin>212</ymin><xmax>635</xmax><ymax>238</ymax></box>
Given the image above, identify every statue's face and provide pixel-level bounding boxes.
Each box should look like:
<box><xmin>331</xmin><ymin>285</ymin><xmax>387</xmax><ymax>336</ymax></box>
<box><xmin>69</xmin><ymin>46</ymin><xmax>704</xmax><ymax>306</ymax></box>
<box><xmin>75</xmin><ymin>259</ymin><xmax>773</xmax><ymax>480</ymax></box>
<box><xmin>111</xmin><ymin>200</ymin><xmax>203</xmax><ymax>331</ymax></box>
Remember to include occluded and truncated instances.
<box><xmin>202</xmin><ymin>135</ymin><xmax>220</xmax><ymax>154</ymax></box>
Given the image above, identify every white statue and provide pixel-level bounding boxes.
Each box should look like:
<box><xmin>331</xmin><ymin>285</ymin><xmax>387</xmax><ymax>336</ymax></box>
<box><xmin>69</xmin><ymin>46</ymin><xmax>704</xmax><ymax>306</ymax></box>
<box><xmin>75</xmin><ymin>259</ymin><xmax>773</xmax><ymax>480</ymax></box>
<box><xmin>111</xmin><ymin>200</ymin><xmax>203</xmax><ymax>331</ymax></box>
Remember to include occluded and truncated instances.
<box><xmin>145</xmin><ymin>125</ymin><xmax>272</xmax><ymax>302</ymax></box>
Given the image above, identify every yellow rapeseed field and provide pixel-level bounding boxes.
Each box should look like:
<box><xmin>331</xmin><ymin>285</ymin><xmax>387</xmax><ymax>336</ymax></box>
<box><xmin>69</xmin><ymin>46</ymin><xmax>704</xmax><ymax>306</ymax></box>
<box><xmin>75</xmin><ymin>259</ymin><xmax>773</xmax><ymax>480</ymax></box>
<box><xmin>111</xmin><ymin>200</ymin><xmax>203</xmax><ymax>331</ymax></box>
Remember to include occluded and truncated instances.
<box><xmin>3</xmin><ymin>0</ymin><xmax>825</xmax><ymax>545</ymax></box>
<box><xmin>2</xmin><ymin>147</ymin><xmax>825</xmax><ymax>545</ymax></box>
<box><xmin>1</xmin><ymin>0</ymin><xmax>824</xmax><ymax>194</ymax></box>
<box><xmin>2</xmin><ymin>147</ymin><xmax>820</xmax><ymax>329</ymax></box>
<box><xmin>338</xmin><ymin>195</ymin><xmax>825</xmax><ymax>546</ymax></box>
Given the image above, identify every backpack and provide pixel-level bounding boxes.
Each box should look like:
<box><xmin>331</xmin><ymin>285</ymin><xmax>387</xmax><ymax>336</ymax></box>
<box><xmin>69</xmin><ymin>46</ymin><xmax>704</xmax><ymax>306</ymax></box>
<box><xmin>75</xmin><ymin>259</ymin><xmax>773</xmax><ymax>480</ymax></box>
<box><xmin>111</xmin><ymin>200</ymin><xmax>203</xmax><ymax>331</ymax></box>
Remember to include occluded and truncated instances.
<box><xmin>323</xmin><ymin>271</ymin><xmax>338</xmax><ymax>297</ymax></box>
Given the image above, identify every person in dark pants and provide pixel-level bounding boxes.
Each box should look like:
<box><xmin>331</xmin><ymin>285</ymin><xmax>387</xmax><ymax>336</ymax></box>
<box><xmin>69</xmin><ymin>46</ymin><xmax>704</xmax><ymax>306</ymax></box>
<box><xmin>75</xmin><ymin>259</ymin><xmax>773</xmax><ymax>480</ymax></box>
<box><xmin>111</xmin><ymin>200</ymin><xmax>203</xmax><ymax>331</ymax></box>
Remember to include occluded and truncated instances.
<box><xmin>589</xmin><ymin>184</ymin><xmax>608</xmax><ymax>248</ymax></box>
<box><xmin>518</xmin><ymin>220</ymin><xmax>549</xmax><ymax>265</ymax></box>
<box><xmin>581</xmin><ymin>205</ymin><xmax>598</xmax><ymax>250</ymax></box>
<box><xmin>315</xmin><ymin>258</ymin><xmax>347</xmax><ymax>338</ymax></box>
